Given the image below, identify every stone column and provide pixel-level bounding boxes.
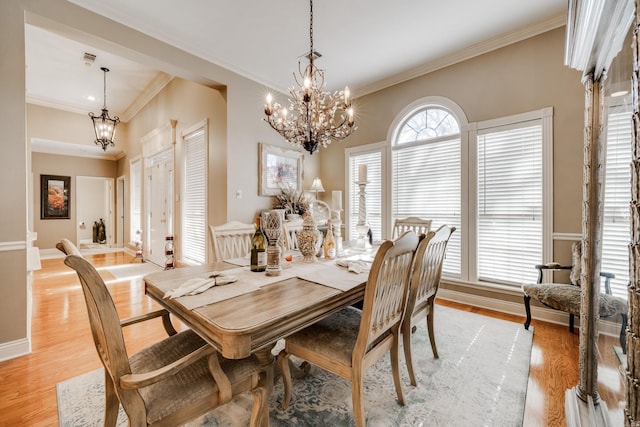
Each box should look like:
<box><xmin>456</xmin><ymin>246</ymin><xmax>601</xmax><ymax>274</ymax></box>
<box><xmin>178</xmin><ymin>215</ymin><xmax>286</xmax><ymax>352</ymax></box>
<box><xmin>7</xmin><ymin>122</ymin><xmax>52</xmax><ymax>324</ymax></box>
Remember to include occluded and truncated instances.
<box><xmin>577</xmin><ymin>74</ymin><xmax>605</xmax><ymax>403</ymax></box>
<box><xmin>626</xmin><ymin>5</ymin><xmax>640</xmax><ymax>424</ymax></box>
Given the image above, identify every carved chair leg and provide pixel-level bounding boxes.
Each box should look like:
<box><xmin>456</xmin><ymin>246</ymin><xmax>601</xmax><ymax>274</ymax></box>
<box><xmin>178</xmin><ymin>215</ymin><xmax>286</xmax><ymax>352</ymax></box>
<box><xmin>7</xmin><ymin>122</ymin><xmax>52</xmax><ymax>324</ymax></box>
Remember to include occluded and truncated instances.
<box><xmin>277</xmin><ymin>350</ymin><xmax>293</xmax><ymax>410</ymax></box>
<box><xmin>390</xmin><ymin>332</ymin><xmax>405</xmax><ymax>405</ymax></box>
<box><xmin>402</xmin><ymin>322</ymin><xmax>417</xmax><ymax>387</ymax></box>
<box><xmin>523</xmin><ymin>295</ymin><xmax>532</xmax><ymax>330</ymax></box>
<box><xmin>569</xmin><ymin>313</ymin><xmax>575</xmax><ymax>333</ymax></box>
<box><xmin>427</xmin><ymin>300</ymin><xmax>439</xmax><ymax>359</ymax></box>
<box><xmin>103</xmin><ymin>372</ymin><xmax>119</xmax><ymax>427</ymax></box>
<box><xmin>621</xmin><ymin>313</ymin><xmax>628</xmax><ymax>354</ymax></box>
<box><xmin>351</xmin><ymin>365</ymin><xmax>366</xmax><ymax>427</ymax></box>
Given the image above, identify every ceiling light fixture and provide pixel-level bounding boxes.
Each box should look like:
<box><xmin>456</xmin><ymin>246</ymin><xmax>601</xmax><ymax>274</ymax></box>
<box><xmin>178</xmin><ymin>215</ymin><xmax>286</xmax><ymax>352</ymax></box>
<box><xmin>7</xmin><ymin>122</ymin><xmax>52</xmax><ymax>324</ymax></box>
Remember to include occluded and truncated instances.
<box><xmin>89</xmin><ymin>67</ymin><xmax>120</xmax><ymax>151</ymax></box>
<box><xmin>263</xmin><ymin>0</ymin><xmax>356</xmax><ymax>155</ymax></box>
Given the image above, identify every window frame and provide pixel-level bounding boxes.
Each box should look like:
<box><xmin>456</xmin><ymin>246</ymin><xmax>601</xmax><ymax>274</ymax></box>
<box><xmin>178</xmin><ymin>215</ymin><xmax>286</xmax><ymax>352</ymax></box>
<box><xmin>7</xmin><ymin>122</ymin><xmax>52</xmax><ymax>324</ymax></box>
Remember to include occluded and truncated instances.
<box><xmin>346</xmin><ymin>98</ymin><xmax>553</xmax><ymax>290</ymax></box>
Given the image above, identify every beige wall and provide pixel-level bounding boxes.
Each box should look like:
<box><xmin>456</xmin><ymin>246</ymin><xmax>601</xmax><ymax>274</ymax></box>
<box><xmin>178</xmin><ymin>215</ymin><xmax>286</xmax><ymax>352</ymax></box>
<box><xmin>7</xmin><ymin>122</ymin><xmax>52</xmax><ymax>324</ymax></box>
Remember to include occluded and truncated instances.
<box><xmin>0</xmin><ymin>1</ymin><xmax>28</xmax><ymax>346</ymax></box>
<box><xmin>323</xmin><ymin>28</ymin><xmax>584</xmax><ymax>235</ymax></box>
<box><xmin>31</xmin><ymin>152</ymin><xmax>117</xmax><ymax>249</ymax></box>
<box><xmin>321</xmin><ymin>27</ymin><xmax>584</xmax><ymax>300</ymax></box>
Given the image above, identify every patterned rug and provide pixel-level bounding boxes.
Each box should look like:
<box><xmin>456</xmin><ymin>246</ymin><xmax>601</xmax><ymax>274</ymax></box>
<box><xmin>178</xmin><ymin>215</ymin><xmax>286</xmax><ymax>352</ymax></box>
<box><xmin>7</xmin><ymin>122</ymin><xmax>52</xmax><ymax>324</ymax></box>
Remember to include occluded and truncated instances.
<box><xmin>56</xmin><ymin>306</ymin><xmax>533</xmax><ymax>426</ymax></box>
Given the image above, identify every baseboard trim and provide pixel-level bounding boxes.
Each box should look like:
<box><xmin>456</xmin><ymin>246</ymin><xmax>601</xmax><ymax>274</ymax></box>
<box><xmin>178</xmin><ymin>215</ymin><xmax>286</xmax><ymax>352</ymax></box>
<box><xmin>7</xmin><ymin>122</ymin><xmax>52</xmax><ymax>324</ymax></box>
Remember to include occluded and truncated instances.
<box><xmin>0</xmin><ymin>337</ymin><xmax>31</xmax><ymax>362</ymax></box>
<box><xmin>437</xmin><ymin>288</ymin><xmax>624</xmax><ymax>340</ymax></box>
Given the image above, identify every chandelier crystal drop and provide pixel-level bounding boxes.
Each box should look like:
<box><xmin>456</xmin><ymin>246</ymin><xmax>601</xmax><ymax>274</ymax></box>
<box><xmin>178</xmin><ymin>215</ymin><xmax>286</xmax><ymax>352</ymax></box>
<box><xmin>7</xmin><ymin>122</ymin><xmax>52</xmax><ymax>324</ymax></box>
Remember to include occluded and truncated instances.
<box><xmin>89</xmin><ymin>67</ymin><xmax>120</xmax><ymax>151</ymax></box>
<box><xmin>263</xmin><ymin>0</ymin><xmax>356</xmax><ymax>155</ymax></box>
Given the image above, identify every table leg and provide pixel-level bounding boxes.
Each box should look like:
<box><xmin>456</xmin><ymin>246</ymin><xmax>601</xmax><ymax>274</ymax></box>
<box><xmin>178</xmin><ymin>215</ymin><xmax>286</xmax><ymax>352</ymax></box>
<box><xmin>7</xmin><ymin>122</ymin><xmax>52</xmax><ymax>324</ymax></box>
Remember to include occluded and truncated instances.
<box><xmin>254</xmin><ymin>345</ymin><xmax>276</xmax><ymax>427</ymax></box>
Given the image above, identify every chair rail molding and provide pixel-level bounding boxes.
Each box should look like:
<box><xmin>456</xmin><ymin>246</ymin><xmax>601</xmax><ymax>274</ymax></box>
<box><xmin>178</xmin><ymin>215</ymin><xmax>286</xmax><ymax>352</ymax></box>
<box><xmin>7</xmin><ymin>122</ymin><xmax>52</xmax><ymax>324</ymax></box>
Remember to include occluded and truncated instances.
<box><xmin>0</xmin><ymin>240</ymin><xmax>27</xmax><ymax>252</ymax></box>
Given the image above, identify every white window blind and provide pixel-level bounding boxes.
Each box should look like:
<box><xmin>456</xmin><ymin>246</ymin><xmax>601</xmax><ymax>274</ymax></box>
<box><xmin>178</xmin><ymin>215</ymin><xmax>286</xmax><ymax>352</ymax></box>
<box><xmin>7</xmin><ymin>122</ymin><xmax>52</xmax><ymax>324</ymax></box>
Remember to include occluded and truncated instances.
<box><xmin>477</xmin><ymin>123</ymin><xmax>542</xmax><ymax>285</ymax></box>
<box><xmin>348</xmin><ymin>152</ymin><xmax>382</xmax><ymax>243</ymax></box>
<box><xmin>392</xmin><ymin>138</ymin><xmax>461</xmax><ymax>276</ymax></box>
<box><xmin>182</xmin><ymin>128</ymin><xmax>207</xmax><ymax>264</ymax></box>
<box><xmin>130</xmin><ymin>159</ymin><xmax>142</xmax><ymax>244</ymax></box>
<box><xmin>602</xmin><ymin>109</ymin><xmax>631</xmax><ymax>299</ymax></box>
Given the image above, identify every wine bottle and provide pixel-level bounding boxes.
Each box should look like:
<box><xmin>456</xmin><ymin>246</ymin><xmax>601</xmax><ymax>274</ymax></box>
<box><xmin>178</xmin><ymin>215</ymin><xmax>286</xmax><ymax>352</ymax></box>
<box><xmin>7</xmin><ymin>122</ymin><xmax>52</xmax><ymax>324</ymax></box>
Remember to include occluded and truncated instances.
<box><xmin>250</xmin><ymin>217</ymin><xmax>267</xmax><ymax>272</ymax></box>
<box><xmin>323</xmin><ymin>219</ymin><xmax>336</xmax><ymax>259</ymax></box>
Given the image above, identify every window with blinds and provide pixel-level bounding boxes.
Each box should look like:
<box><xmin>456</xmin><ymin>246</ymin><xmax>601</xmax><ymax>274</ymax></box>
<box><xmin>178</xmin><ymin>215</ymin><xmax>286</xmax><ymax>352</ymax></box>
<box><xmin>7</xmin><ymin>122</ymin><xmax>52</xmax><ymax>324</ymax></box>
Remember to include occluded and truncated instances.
<box><xmin>392</xmin><ymin>140</ymin><xmax>461</xmax><ymax>275</ymax></box>
<box><xmin>602</xmin><ymin>107</ymin><xmax>631</xmax><ymax>299</ymax></box>
<box><xmin>182</xmin><ymin>128</ymin><xmax>207</xmax><ymax>264</ymax></box>
<box><xmin>477</xmin><ymin>123</ymin><xmax>543</xmax><ymax>285</ymax></box>
<box><xmin>348</xmin><ymin>152</ymin><xmax>382</xmax><ymax>243</ymax></box>
<box><xmin>129</xmin><ymin>158</ymin><xmax>142</xmax><ymax>244</ymax></box>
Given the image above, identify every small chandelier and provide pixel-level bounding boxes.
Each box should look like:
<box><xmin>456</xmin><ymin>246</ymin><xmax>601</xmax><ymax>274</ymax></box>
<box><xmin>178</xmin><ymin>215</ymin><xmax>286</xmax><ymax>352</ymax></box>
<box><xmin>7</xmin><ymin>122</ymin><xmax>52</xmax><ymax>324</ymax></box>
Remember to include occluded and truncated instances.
<box><xmin>89</xmin><ymin>67</ymin><xmax>120</xmax><ymax>151</ymax></box>
<box><xmin>263</xmin><ymin>0</ymin><xmax>356</xmax><ymax>155</ymax></box>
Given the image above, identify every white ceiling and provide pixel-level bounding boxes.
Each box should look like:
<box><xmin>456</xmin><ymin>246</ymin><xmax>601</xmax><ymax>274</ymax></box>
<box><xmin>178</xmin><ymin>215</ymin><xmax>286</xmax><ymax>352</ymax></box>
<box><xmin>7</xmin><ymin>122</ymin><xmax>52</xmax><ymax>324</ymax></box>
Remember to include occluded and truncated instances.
<box><xmin>27</xmin><ymin>0</ymin><xmax>568</xmax><ymax>158</ymax></box>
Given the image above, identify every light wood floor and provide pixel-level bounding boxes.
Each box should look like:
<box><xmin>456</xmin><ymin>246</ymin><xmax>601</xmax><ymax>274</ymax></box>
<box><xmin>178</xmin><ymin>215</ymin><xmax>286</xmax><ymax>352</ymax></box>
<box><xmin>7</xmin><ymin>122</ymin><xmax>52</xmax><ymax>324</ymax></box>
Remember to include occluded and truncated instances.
<box><xmin>0</xmin><ymin>252</ymin><xmax>626</xmax><ymax>426</ymax></box>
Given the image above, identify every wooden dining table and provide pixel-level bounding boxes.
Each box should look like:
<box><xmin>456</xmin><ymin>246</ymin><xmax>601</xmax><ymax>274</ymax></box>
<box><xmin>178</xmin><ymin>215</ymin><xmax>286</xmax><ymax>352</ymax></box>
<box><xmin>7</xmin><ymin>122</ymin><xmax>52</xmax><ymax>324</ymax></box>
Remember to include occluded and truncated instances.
<box><xmin>143</xmin><ymin>258</ymin><xmax>369</xmax><ymax>425</ymax></box>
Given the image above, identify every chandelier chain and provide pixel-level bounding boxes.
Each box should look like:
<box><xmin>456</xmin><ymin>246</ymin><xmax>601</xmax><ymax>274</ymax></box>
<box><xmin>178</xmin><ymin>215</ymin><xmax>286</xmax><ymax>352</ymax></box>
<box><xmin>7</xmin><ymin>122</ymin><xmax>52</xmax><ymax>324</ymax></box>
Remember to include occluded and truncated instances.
<box><xmin>309</xmin><ymin>0</ymin><xmax>313</xmax><ymax>61</ymax></box>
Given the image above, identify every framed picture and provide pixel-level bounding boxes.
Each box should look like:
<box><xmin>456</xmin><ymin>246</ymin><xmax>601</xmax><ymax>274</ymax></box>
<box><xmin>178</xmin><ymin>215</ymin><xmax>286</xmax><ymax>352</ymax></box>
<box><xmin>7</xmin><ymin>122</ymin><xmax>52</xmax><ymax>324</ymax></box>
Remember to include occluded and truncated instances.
<box><xmin>259</xmin><ymin>143</ymin><xmax>304</xmax><ymax>196</ymax></box>
<box><xmin>41</xmin><ymin>174</ymin><xmax>70</xmax><ymax>219</ymax></box>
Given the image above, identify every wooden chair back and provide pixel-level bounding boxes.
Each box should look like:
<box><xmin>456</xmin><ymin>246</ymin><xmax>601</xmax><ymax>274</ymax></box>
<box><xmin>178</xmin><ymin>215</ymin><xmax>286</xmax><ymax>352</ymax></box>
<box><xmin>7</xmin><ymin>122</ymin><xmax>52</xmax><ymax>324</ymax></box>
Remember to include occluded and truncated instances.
<box><xmin>392</xmin><ymin>217</ymin><xmax>432</xmax><ymax>239</ymax></box>
<box><xmin>283</xmin><ymin>218</ymin><xmax>304</xmax><ymax>250</ymax></box>
<box><xmin>63</xmin><ymin>255</ymin><xmax>146</xmax><ymax>414</ymax></box>
<box><xmin>407</xmin><ymin>225</ymin><xmax>456</xmax><ymax>318</ymax></box>
<box><xmin>56</xmin><ymin>238</ymin><xmax>82</xmax><ymax>256</ymax></box>
<box><xmin>356</xmin><ymin>231</ymin><xmax>420</xmax><ymax>355</ymax></box>
<box><xmin>209</xmin><ymin>221</ymin><xmax>255</xmax><ymax>261</ymax></box>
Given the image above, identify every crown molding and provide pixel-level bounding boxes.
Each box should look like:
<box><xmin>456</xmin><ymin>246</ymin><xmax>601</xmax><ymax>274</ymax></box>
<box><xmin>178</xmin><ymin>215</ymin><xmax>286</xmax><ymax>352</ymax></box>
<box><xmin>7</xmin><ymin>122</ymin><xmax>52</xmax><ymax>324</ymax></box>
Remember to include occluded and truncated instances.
<box><xmin>31</xmin><ymin>138</ymin><xmax>125</xmax><ymax>161</ymax></box>
<box><xmin>355</xmin><ymin>12</ymin><xmax>568</xmax><ymax>97</ymax></box>
<box><xmin>120</xmin><ymin>72</ymin><xmax>174</xmax><ymax>122</ymax></box>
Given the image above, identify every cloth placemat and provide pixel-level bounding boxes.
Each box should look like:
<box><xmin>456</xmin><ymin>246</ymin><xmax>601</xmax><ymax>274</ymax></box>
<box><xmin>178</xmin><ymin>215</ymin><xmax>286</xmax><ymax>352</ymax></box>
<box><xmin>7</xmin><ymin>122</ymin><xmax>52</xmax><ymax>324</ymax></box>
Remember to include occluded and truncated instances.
<box><xmin>224</xmin><ymin>257</ymin><xmax>250</xmax><ymax>267</ymax></box>
<box><xmin>174</xmin><ymin>266</ymin><xmax>296</xmax><ymax>309</ymax></box>
<box><xmin>295</xmin><ymin>262</ymin><xmax>368</xmax><ymax>292</ymax></box>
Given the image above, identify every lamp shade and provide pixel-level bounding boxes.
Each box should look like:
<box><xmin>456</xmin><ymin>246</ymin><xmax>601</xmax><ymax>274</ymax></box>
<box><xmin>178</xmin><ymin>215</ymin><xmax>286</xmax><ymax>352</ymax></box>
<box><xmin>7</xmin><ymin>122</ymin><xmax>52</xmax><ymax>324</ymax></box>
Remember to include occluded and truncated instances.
<box><xmin>310</xmin><ymin>178</ymin><xmax>325</xmax><ymax>193</ymax></box>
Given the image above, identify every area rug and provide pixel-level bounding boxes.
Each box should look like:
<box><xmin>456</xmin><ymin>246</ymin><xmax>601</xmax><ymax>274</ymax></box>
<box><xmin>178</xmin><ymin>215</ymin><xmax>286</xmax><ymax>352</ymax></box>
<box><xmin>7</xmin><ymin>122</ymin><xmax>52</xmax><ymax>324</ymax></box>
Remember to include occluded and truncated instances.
<box><xmin>103</xmin><ymin>262</ymin><xmax>162</xmax><ymax>280</ymax></box>
<box><xmin>56</xmin><ymin>306</ymin><xmax>533</xmax><ymax>426</ymax></box>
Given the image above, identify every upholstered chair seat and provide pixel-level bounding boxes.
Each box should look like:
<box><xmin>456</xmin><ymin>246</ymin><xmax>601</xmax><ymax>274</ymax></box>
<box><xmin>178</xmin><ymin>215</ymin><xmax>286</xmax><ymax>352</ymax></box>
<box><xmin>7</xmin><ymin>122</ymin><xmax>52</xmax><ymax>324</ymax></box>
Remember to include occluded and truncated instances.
<box><xmin>523</xmin><ymin>283</ymin><xmax>627</xmax><ymax>319</ymax></box>
<box><xmin>129</xmin><ymin>329</ymin><xmax>261</xmax><ymax>425</ymax></box>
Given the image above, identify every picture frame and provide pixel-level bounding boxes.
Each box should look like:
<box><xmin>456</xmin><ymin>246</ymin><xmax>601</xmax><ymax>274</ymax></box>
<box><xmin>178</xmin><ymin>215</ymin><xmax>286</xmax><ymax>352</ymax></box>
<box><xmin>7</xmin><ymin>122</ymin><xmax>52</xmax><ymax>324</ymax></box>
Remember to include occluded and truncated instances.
<box><xmin>259</xmin><ymin>143</ymin><xmax>304</xmax><ymax>196</ymax></box>
<box><xmin>41</xmin><ymin>174</ymin><xmax>70</xmax><ymax>219</ymax></box>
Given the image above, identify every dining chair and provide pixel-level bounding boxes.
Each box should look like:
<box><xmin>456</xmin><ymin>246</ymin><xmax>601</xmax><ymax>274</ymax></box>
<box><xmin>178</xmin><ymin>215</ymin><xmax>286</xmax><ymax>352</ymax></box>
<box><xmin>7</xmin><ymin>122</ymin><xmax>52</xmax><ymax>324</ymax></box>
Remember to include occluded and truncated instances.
<box><xmin>277</xmin><ymin>231</ymin><xmax>420</xmax><ymax>427</ymax></box>
<box><xmin>56</xmin><ymin>238</ymin><xmax>83</xmax><ymax>256</ymax></box>
<box><xmin>392</xmin><ymin>216</ymin><xmax>432</xmax><ymax>239</ymax></box>
<box><xmin>401</xmin><ymin>225</ymin><xmax>455</xmax><ymax>386</ymax></box>
<box><xmin>64</xmin><ymin>254</ymin><xmax>267</xmax><ymax>427</ymax></box>
<box><xmin>209</xmin><ymin>221</ymin><xmax>256</xmax><ymax>261</ymax></box>
<box><xmin>283</xmin><ymin>217</ymin><xmax>304</xmax><ymax>250</ymax></box>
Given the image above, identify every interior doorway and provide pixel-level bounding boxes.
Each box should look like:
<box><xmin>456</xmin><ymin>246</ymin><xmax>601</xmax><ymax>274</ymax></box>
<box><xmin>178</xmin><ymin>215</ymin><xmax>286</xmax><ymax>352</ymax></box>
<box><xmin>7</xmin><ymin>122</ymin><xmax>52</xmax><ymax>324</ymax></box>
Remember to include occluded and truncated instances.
<box><xmin>116</xmin><ymin>176</ymin><xmax>125</xmax><ymax>248</ymax></box>
<box><xmin>76</xmin><ymin>176</ymin><xmax>114</xmax><ymax>248</ymax></box>
<box><xmin>145</xmin><ymin>149</ymin><xmax>173</xmax><ymax>267</ymax></box>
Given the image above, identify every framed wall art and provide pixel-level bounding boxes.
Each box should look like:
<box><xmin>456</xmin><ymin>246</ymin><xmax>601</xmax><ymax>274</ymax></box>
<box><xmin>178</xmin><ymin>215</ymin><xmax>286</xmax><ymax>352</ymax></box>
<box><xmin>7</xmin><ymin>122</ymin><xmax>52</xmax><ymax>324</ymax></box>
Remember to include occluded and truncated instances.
<box><xmin>259</xmin><ymin>143</ymin><xmax>304</xmax><ymax>196</ymax></box>
<box><xmin>41</xmin><ymin>174</ymin><xmax>70</xmax><ymax>219</ymax></box>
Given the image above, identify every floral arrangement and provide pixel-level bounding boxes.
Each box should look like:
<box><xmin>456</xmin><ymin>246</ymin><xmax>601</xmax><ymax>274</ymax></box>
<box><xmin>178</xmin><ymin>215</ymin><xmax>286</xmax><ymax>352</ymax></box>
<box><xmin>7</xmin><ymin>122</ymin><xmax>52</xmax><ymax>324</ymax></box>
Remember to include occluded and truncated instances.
<box><xmin>273</xmin><ymin>184</ymin><xmax>310</xmax><ymax>216</ymax></box>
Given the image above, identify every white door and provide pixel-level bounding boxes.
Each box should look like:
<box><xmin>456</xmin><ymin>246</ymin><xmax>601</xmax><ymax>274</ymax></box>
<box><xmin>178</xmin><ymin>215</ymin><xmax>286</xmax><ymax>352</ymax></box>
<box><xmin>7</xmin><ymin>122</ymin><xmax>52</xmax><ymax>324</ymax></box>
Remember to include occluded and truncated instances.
<box><xmin>116</xmin><ymin>176</ymin><xmax>125</xmax><ymax>248</ymax></box>
<box><xmin>146</xmin><ymin>152</ymin><xmax>173</xmax><ymax>266</ymax></box>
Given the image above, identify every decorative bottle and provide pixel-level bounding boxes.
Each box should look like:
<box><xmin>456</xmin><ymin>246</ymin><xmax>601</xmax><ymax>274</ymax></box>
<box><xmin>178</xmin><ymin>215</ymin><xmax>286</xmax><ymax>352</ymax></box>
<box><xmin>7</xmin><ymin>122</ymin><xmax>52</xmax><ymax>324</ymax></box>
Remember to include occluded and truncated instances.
<box><xmin>250</xmin><ymin>217</ymin><xmax>267</xmax><ymax>272</ymax></box>
<box><xmin>298</xmin><ymin>212</ymin><xmax>319</xmax><ymax>263</ymax></box>
<box><xmin>323</xmin><ymin>220</ymin><xmax>336</xmax><ymax>259</ymax></box>
<box><xmin>164</xmin><ymin>236</ymin><xmax>174</xmax><ymax>270</ymax></box>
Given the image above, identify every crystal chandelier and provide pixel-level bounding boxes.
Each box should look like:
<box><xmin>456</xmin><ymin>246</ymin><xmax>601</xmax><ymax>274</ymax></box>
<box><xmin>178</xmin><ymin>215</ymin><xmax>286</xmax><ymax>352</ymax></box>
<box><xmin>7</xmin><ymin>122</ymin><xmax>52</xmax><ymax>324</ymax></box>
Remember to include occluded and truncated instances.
<box><xmin>263</xmin><ymin>0</ymin><xmax>356</xmax><ymax>155</ymax></box>
<box><xmin>89</xmin><ymin>67</ymin><xmax>120</xmax><ymax>151</ymax></box>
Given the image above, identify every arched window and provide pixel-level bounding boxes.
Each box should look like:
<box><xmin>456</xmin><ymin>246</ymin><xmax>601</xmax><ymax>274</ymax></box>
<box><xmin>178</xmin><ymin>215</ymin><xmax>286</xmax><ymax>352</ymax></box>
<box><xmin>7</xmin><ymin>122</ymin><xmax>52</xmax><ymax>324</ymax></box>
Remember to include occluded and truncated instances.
<box><xmin>392</xmin><ymin>102</ymin><xmax>463</xmax><ymax>276</ymax></box>
<box><xmin>396</xmin><ymin>106</ymin><xmax>460</xmax><ymax>144</ymax></box>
